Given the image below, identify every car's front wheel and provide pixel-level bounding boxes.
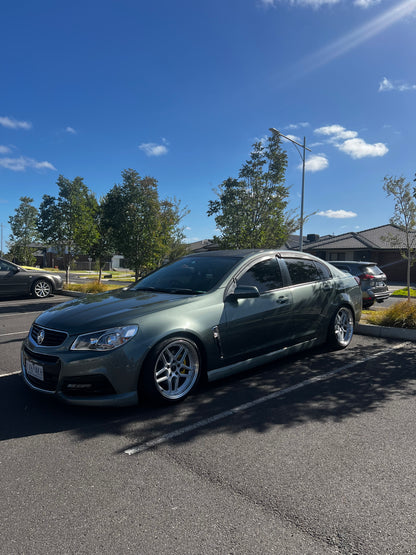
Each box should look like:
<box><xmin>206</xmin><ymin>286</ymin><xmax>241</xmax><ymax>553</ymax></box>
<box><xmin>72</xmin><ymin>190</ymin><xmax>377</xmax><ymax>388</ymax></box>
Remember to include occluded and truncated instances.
<box><xmin>328</xmin><ymin>306</ymin><xmax>354</xmax><ymax>349</ymax></box>
<box><xmin>32</xmin><ymin>279</ymin><xmax>53</xmax><ymax>298</ymax></box>
<box><xmin>140</xmin><ymin>337</ymin><xmax>201</xmax><ymax>404</ymax></box>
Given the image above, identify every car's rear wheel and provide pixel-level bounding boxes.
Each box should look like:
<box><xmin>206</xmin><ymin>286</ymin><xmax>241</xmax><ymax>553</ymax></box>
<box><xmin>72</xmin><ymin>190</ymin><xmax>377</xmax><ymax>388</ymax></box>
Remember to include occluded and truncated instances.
<box><xmin>32</xmin><ymin>279</ymin><xmax>53</xmax><ymax>298</ymax></box>
<box><xmin>140</xmin><ymin>337</ymin><xmax>201</xmax><ymax>404</ymax></box>
<box><xmin>328</xmin><ymin>306</ymin><xmax>354</xmax><ymax>349</ymax></box>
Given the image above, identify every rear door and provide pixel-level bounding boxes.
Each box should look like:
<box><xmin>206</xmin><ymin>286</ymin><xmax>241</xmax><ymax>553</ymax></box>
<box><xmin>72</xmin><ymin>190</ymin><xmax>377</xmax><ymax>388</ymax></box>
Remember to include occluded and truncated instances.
<box><xmin>281</xmin><ymin>256</ymin><xmax>335</xmax><ymax>342</ymax></box>
<box><xmin>221</xmin><ymin>256</ymin><xmax>293</xmax><ymax>360</ymax></box>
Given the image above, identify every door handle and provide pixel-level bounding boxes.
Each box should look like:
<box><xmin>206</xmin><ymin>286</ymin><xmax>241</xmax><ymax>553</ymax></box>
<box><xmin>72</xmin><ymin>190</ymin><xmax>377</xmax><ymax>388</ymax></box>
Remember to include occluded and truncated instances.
<box><xmin>277</xmin><ymin>296</ymin><xmax>289</xmax><ymax>304</ymax></box>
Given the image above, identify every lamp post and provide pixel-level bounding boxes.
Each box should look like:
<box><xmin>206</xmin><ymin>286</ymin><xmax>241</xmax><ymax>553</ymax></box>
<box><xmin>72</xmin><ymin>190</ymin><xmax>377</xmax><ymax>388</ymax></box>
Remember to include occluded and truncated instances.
<box><xmin>269</xmin><ymin>127</ymin><xmax>311</xmax><ymax>252</ymax></box>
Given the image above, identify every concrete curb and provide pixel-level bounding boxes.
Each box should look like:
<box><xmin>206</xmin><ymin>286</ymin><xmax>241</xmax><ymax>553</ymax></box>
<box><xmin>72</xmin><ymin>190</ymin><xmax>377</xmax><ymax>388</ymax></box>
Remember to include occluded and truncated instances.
<box><xmin>356</xmin><ymin>323</ymin><xmax>416</xmax><ymax>341</ymax></box>
<box><xmin>59</xmin><ymin>290</ymin><xmax>87</xmax><ymax>298</ymax></box>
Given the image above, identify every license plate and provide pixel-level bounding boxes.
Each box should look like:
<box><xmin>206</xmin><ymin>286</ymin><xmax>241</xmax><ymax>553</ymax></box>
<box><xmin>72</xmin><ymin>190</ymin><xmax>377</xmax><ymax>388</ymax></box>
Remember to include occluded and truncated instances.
<box><xmin>26</xmin><ymin>360</ymin><xmax>44</xmax><ymax>381</ymax></box>
<box><xmin>376</xmin><ymin>281</ymin><xmax>384</xmax><ymax>287</ymax></box>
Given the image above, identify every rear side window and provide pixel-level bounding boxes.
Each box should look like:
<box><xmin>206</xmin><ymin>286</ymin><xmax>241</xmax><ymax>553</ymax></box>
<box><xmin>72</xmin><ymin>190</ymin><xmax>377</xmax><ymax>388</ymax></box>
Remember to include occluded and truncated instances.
<box><xmin>362</xmin><ymin>265</ymin><xmax>383</xmax><ymax>276</ymax></box>
<box><xmin>237</xmin><ymin>258</ymin><xmax>283</xmax><ymax>294</ymax></box>
<box><xmin>285</xmin><ymin>258</ymin><xmax>325</xmax><ymax>285</ymax></box>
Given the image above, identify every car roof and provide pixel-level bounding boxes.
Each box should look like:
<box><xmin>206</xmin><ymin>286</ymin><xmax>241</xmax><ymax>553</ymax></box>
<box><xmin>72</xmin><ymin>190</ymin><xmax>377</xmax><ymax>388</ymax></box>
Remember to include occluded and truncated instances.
<box><xmin>332</xmin><ymin>261</ymin><xmax>378</xmax><ymax>266</ymax></box>
<box><xmin>187</xmin><ymin>249</ymin><xmax>322</xmax><ymax>260</ymax></box>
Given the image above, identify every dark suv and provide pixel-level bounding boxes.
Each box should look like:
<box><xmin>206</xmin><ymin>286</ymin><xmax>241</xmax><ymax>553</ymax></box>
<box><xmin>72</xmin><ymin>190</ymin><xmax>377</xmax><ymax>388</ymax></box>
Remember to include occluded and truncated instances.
<box><xmin>330</xmin><ymin>261</ymin><xmax>390</xmax><ymax>308</ymax></box>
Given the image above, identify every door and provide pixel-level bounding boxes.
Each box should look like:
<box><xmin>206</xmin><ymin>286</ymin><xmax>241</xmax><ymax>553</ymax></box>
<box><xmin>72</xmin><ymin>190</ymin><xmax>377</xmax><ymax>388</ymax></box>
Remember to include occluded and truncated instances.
<box><xmin>282</xmin><ymin>257</ymin><xmax>335</xmax><ymax>341</ymax></box>
<box><xmin>220</xmin><ymin>257</ymin><xmax>293</xmax><ymax>361</ymax></box>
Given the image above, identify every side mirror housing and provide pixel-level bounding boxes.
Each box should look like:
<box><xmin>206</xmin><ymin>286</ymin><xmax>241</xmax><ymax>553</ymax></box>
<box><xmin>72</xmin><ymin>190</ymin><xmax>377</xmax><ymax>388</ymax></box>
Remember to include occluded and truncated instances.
<box><xmin>228</xmin><ymin>285</ymin><xmax>260</xmax><ymax>301</ymax></box>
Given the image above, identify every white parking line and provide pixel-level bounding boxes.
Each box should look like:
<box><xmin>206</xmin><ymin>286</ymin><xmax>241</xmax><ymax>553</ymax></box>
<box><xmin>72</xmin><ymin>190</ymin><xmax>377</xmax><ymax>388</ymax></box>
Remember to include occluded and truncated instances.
<box><xmin>125</xmin><ymin>342</ymin><xmax>408</xmax><ymax>456</ymax></box>
<box><xmin>0</xmin><ymin>370</ymin><xmax>21</xmax><ymax>377</ymax></box>
<box><xmin>0</xmin><ymin>331</ymin><xmax>28</xmax><ymax>337</ymax></box>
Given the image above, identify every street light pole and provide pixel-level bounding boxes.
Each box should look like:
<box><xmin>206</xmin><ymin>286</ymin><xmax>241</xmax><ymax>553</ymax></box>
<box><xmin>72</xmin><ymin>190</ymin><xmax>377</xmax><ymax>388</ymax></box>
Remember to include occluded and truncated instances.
<box><xmin>269</xmin><ymin>128</ymin><xmax>311</xmax><ymax>251</ymax></box>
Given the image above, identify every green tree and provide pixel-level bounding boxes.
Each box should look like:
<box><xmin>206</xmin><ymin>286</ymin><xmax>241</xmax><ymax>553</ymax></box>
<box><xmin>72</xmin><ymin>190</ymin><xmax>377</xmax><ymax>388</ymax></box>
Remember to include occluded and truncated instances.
<box><xmin>89</xmin><ymin>201</ymin><xmax>115</xmax><ymax>283</ymax></box>
<box><xmin>207</xmin><ymin>132</ymin><xmax>296</xmax><ymax>249</ymax></box>
<box><xmin>8</xmin><ymin>196</ymin><xmax>39</xmax><ymax>265</ymax></box>
<box><xmin>383</xmin><ymin>175</ymin><xmax>416</xmax><ymax>300</ymax></box>
<box><xmin>38</xmin><ymin>175</ymin><xmax>99</xmax><ymax>282</ymax></box>
<box><xmin>103</xmin><ymin>169</ymin><xmax>188</xmax><ymax>280</ymax></box>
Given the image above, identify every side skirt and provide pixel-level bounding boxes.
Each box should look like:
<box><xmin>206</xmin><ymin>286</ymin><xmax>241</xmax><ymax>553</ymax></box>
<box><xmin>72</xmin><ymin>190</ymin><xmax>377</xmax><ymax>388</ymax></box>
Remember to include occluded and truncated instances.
<box><xmin>207</xmin><ymin>337</ymin><xmax>322</xmax><ymax>383</ymax></box>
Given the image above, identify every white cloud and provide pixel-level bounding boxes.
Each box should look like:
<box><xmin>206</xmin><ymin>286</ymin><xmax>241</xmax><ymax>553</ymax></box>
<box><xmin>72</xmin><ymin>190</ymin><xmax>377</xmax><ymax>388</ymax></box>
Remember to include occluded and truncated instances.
<box><xmin>379</xmin><ymin>76</ymin><xmax>416</xmax><ymax>91</ymax></box>
<box><xmin>284</xmin><ymin>134</ymin><xmax>301</xmax><ymax>143</ymax></box>
<box><xmin>314</xmin><ymin>124</ymin><xmax>388</xmax><ymax>159</ymax></box>
<box><xmin>261</xmin><ymin>0</ymin><xmax>381</xmax><ymax>7</ymax></box>
<box><xmin>65</xmin><ymin>126</ymin><xmax>77</xmax><ymax>134</ymax></box>
<box><xmin>285</xmin><ymin>122</ymin><xmax>309</xmax><ymax>130</ymax></box>
<box><xmin>302</xmin><ymin>154</ymin><xmax>329</xmax><ymax>172</ymax></box>
<box><xmin>0</xmin><ymin>116</ymin><xmax>32</xmax><ymax>130</ymax></box>
<box><xmin>354</xmin><ymin>0</ymin><xmax>381</xmax><ymax>7</ymax></box>
<box><xmin>315</xmin><ymin>125</ymin><xmax>358</xmax><ymax>141</ymax></box>
<box><xmin>139</xmin><ymin>139</ymin><xmax>169</xmax><ymax>157</ymax></box>
<box><xmin>0</xmin><ymin>156</ymin><xmax>56</xmax><ymax>172</ymax></box>
<box><xmin>260</xmin><ymin>0</ymin><xmax>341</xmax><ymax>6</ymax></box>
<box><xmin>317</xmin><ymin>210</ymin><xmax>358</xmax><ymax>219</ymax></box>
<box><xmin>0</xmin><ymin>145</ymin><xmax>12</xmax><ymax>154</ymax></box>
<box><xmin>338</xmin><ymin>138</ymin><xmax>388</xmax><ymax>159</ymax></box>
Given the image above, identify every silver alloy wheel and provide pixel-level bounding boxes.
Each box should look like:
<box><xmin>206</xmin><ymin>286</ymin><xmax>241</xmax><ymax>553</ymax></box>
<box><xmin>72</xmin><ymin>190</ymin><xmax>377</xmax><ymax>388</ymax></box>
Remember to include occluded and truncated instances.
<box><xmin>333</xmin><ymin>306</ymin><xmax>354</xmax><ymax>347</ymax></box>
<box><xmin>153</xmin><ymin>339</ymin><xmax>200</xmax><ymax>400</ymax></box>
<box><xmin>33</xmin><ymin>279</ymin><xmax>52</xmax><ymax>298</ymax></box>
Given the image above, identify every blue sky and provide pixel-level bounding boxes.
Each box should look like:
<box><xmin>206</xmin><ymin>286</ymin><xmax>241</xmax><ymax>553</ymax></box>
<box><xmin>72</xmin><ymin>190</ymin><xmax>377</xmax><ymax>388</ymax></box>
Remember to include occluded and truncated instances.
<box><xmin>1</xmin><ymin>0</ymin><xmax>415</xmax><ymax>250</ymax></box>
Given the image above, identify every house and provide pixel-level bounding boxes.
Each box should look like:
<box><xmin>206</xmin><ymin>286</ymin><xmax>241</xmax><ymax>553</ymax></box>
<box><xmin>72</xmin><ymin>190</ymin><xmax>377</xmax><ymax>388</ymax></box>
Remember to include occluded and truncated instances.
<box><xmin>304</xmin><ymin>224</ymin><xmax>416</xmax><ymax>282</ymax></box>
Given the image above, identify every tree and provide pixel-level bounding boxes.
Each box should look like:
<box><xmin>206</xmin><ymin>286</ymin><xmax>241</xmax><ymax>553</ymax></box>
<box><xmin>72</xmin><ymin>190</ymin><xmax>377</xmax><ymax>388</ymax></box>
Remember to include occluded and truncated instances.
<box><xmin>207</xmin><ymin>132</ymin><xmax>297</xmax><ymax>249</ymax></box>
<box><xmin>383</xmin><ymin>175</ymin><xmax>416</xmax><ymax>300</ymax></box>
<box><xmin>38</xmin><ymin>175</ymin><xmax>99</xmax><ymax>282</ymax></box>
<box><xmin>102</xmin><ymin>169</ymin><xmax>188</xmax><ymax>280</ymax></box>
<box><xmin>8</xmin><ymin>196</ymin><xmax>39</xmax><ymax>265</ymax></box>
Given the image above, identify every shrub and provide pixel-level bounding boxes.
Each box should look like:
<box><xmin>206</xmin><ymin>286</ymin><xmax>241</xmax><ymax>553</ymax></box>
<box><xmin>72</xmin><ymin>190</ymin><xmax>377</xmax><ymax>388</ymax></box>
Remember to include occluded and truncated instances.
<box><xmin>63</xmin><ymin>281</ymin><xmax>122</xmax><ymax>294</ymax></box>
<box><xmin>367</xmin><ymin>301</ymin><xmax>416</xmax><ymax>329</ymax></box>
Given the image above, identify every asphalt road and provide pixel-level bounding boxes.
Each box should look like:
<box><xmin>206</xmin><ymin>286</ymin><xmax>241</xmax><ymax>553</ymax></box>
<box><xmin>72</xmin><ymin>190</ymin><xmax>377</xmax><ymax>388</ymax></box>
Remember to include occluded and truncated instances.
<box><xmin>1</xmin><ymin>295</ymin><xmax>416</xmax><ymax>554</ymax></box>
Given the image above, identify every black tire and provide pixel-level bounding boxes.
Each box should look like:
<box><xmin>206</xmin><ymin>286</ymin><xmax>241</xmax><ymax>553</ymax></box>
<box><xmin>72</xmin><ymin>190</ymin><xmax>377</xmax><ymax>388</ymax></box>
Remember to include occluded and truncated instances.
<box><xmin>32</xmin><ymin>279</ymin><xmax>53</xmax><ymax>298</ymax></box>
<box><xmin>140</xmin><ymin>337</ymin><xmax>201</xmax><ymax>404</ymax></box>
<box><xmin>328</xmin><ymin>306</ymin><xmax>354</xmax><ymax>350</ymax></box>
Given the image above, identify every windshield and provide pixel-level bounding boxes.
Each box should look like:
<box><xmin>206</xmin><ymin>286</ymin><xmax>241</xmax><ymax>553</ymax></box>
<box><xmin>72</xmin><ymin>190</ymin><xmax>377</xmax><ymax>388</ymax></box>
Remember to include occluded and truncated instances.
<box><xmin>132</xmin><ymin>256</ymin><xmax>240</xmax><ymax>294</ymax></box>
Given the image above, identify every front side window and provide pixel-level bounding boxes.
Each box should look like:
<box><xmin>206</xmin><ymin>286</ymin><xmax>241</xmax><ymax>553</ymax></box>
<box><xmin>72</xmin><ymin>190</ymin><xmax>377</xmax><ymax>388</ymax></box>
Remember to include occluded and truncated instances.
<box><xmin>237</xmin><ymin>258</ymin><xmax>283</xmax><ymax>294</ymax></box>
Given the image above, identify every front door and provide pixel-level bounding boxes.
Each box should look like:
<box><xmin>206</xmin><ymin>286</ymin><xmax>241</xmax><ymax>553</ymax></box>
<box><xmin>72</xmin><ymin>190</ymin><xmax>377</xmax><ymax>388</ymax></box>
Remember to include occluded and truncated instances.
<box><xmin>220</xmin><ymin>257</ymin><xmax>293</xmax><ymax>361</ymax></box>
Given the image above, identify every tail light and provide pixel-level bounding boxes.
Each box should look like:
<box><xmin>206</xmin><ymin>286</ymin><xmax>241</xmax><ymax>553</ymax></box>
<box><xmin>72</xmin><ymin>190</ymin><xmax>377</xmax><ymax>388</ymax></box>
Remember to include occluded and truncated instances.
<box><xmin>359</xmin><ymin>273</ymin><xmax>375</xmax><ymax>285</ymax></box>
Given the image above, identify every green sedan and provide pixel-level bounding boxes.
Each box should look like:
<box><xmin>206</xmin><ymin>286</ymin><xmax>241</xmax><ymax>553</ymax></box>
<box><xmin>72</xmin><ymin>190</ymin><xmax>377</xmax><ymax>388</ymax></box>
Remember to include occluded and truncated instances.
<box><xmin>21</xmin><ymin>250</ymin><xmax>361</xmax><ymax>406</ymax></box>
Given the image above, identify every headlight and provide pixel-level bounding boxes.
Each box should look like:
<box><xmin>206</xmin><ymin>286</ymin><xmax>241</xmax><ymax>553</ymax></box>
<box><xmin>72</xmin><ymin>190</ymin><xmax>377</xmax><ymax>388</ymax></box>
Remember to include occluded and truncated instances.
<box><xmin>71</xmin><ymin>325</ymin><xmax>138</xmax><ymax>351</ymax></box>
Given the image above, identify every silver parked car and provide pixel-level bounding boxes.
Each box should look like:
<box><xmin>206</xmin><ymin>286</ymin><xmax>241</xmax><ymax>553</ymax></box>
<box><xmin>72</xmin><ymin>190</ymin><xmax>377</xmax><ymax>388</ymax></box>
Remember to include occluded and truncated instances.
<box><xmin>22</xmin><ymin>250</ymin><xmax>361</xmax><ymax>407</ymax></box>
<box><xmin>0</xmin><ymin>258</ymin><xmax>64</xmax><ymax>298</ymax></box>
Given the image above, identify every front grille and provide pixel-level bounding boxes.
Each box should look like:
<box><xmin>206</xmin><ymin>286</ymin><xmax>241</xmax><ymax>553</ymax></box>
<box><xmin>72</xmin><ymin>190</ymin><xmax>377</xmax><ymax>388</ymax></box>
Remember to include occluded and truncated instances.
<box><xmin>23</xmin><ymin>347</ymin><xmax>61</xmax><ymax>392</ymax></box>
<box><xmin>30</xmin><ymin>324</ymin><xmax>68</xmax><ymax>347</ymax></box>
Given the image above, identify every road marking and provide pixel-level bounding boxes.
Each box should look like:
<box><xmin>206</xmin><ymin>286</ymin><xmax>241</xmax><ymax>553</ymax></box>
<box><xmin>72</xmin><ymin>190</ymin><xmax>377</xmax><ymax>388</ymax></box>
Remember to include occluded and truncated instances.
<box><xmin>0</xmin><ymin>370</ymin><xmax>21</xmax><ymax>377</ymax></box>
<box><xmin>125</xmin><ymin>342</ymin><xmax>408</xmax><ymax>456</ymax></box>
<box><xmin>0</xmin><ymin>331</ymin><xmax>28</xmax><ymax>337</ymax></box>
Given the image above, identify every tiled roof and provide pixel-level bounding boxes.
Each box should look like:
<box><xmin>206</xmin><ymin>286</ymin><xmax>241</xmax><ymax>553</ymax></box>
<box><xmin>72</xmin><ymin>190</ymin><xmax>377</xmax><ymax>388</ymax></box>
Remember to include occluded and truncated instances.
<box><xmin>305</xmin><ymin>224</ymin><xmax>415</xmax><ymax>251</ymax></box>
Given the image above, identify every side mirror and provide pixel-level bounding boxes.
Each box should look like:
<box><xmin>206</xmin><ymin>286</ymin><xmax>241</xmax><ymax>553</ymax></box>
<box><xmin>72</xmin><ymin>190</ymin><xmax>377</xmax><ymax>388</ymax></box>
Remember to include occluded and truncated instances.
<box><xmin>228</xmin><ymin>285</ymin><xmax>260</xmax><ymax>300</ymax></box>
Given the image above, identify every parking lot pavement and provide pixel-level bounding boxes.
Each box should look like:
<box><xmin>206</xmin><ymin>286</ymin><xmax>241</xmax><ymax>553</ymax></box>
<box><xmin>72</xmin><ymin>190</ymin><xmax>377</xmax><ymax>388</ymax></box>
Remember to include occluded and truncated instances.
<box><xmin>2</xmin><ymin>295</ymin><xmax>416</xmax><ymax>554</ymax></box>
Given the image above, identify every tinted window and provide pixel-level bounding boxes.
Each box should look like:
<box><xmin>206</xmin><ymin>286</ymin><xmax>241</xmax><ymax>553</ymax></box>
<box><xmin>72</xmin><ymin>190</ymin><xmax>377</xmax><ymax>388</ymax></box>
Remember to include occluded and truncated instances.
<box><xmin>237</xmin><ymin>258</ymin><xmax>283</xmax><ymax>294</ymax></box>
<box><xmin>285</xmin><ymin>258</ymin><xmax>322</xmax><ymax>285</ymax></box>
<box><xmin>0</xmin><ymin>260</ymin><xmax>14</xmax><ymax>272</ymax></box>
<box><xmin>362</xmin><ymin>265</ymin><xmax>384</xmax><ymax>276</ymax></box>
<box><xmin>315</xmin><ymin>260</ymin><xmax>332</xmax><ymax>280</ymax></box>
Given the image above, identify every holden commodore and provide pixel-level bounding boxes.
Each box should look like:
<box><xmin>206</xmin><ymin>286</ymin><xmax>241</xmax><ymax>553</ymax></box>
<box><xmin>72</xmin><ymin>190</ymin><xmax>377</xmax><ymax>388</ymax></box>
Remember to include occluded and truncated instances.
<box><xmin>21</xmin><ymin>250</ymin><xmax>361</xmax><ymax>406</ymax></box>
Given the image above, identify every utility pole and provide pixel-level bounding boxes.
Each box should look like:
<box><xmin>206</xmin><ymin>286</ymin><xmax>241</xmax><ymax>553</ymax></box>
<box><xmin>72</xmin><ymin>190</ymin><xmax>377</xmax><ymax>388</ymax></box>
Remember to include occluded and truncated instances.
<box><xmin>0</xmin><ymin>223</ymin><xmax>3</xmax><ymax>257</ymax></box>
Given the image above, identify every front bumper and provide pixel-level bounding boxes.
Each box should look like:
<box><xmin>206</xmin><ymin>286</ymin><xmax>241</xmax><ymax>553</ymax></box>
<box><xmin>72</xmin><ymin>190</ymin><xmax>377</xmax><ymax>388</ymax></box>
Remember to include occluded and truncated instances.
<box><xmin>21</xmin><ymin>338</ymin><xmax>142</xmax><ymax>407</ymax></box>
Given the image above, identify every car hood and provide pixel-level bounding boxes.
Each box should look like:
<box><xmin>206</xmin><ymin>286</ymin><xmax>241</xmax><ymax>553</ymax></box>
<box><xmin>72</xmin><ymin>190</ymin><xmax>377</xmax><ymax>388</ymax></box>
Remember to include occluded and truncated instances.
<box><xmin>35</xmin><ymin>289</ymin><xmax>201</xmax><ymax>333</ymax></box>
